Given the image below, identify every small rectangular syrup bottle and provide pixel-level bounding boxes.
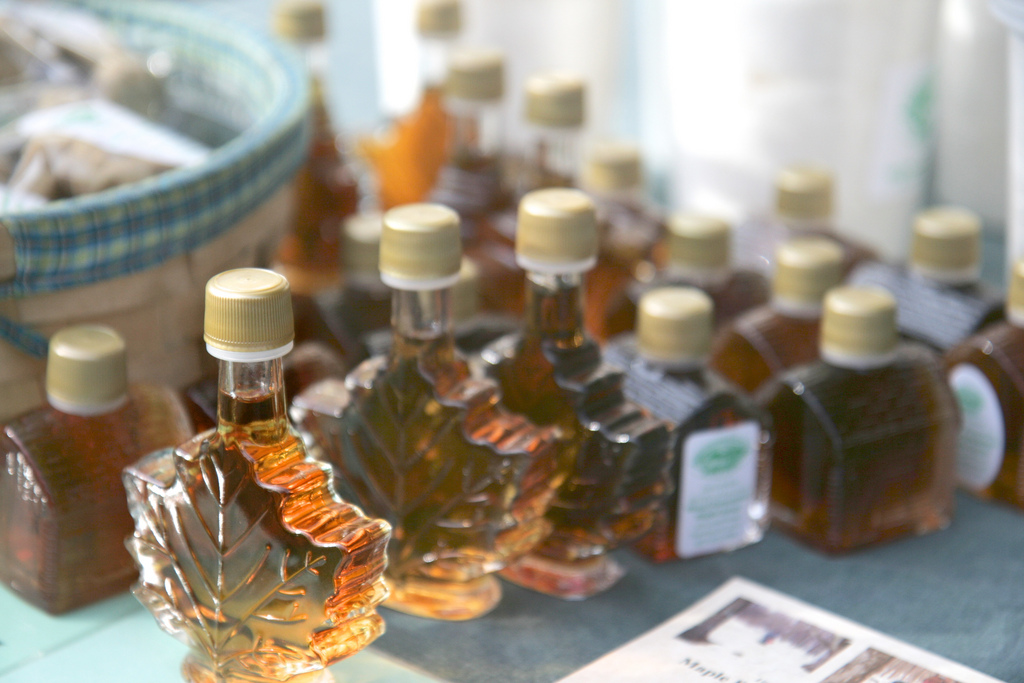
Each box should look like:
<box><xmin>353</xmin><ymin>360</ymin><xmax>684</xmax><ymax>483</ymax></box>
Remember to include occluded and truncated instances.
<box><xmin>482</xmin><ymin>188</ymin><xmax>673</xmax><ymax>599</ymax></box>
<box><xmin>603</xmin><ymin>288</ymin><xmax>772</xmax><ymax>562</ymax></box>
<box><xmin>124</xmin><ymin>268</ymin><xmax>391</xmax><ymax>683</ymax></box>
<box><xmin>945</xmin><ymin>258</ymin><xmax>1024</xmax><ymax>507</ymax></box>
<box><xmin>603</xmin><ymin>213</ymin><xmax>769</xmax><ymax>340</ymax></box>
<box><xmin>761</xmin><ymin>286</ymin><xmax>959</xmax><ymax>553</ymax></box>
<box><xmin>291</xmin><ymin>204</ymin><xmax>561</xmax><ymax>621</ymax></box>
<box><xmin>474</xmin><ymin>72</ymin><xmax>586</xmax><ymax>316</ymax></box>
<box><xmin>709</xmin><ymin>237</ymin><xmax>844</xmax><ymax>394</ymax></box>
<box><xmin>0</xmin><ymin>325</ymin><xmax>193</xmax><ymax>614</ymax></box>
<box><xmin>732</xmin><ymin>166</ymin><xmax>876</xmax><ymax>277</ymax></box>
<box><xmin>848</xmin><ymin>206</ymin><xmax>1003</xmax><ymax>351</ymax></box>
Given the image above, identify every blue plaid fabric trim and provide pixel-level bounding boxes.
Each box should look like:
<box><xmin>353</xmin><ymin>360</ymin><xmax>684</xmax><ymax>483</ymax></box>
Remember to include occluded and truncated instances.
<box><xmin>0</xmin><ymin>0</ymin><xmax>311</xmax><ymax>300</ymax></box>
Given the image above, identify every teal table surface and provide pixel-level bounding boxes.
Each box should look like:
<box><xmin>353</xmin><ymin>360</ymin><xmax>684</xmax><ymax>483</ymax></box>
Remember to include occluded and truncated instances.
<box><xmin>371</xmin><ymin>492</ymin><xmax>1024</xmax><ymax>683</ymax></box>
<box><xmin>2</xmin><ymin>493</ymin><xmax>1019</xmax><ymax>683</ymax></box>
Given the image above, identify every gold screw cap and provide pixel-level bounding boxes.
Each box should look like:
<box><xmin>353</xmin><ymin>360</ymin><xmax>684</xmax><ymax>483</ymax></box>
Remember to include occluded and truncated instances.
<box><xmin>46</xmin><ymin>325</ymin><xmax>128</xmax><ymax>415</ymax></box>
<box><xmin>1009</xmin><ymin>259</ymin><xmax>1024</xmax><ymax>323</ymax></box>
<box><xmin>204</xmin><ymin>268</ymin><xmax>295</xmax><ymax>359</ymax></box>
<box><xmin>821</xmin><ymin>286</ymin><xmax>898</xmax><ymax>364</ymax></box>
<box><xmin>668</xmin><ymin>213</ymin><xmax>731</xmax><ymax>270</ymax></box>
<box><xmin>272</xmin><ymin>0</ymin><xmax>325</xmax><ymax>41</ymax></box>
<box><xmin>583</xmin><ymin>142</ymin><xmax>642</xmax><ymax>192</ymax></box>
<box><xmin>343</xmin><ymin>212</ymin><xmax>383</xmax><ymax>276</ymax></box>
<box><xmin>452</xmin><ymin>257</ymin><xmax>481</xmax><ymax>323</ymax></box>
<box><xmin>910</xmin><ymin>206</ymin><xmax>981</xmax><ymax>281</ymax></box>
<box><xmin>773</xmin><ymin>237</ymin><xmax>844</xmax><ymax>310</ymax></box>
<box><xmin>637</xmin><ymin>287</ymin><xmax>713</xmax><ymax>365</ymax></box>
<box><xmin>515</xmin><ymin>188</ymin><xmax>597</xmax><ymax>273</ymax></box>
<box><xmin>775</xmin><ymin>166</ymin><xmax>833</xmax><ymax>221</ymax></box>
<box><xmin>525</xmin><ymin>72</ymin><xmax>585</xmax><ymax>128</ymax></box>
<box><xmin>446</xmin><ymin>48</ymin><xmax>503</xmax><ymax>102</ymax></box>
<box><xmin>417</xmin><ymin>0</ymin><xmax>460</xmax><ymax>37</ymax></box>
<box><xmin>380</xmin><ymin>203</ymin><xmax>462</xmax><ymax>288</ymax></box>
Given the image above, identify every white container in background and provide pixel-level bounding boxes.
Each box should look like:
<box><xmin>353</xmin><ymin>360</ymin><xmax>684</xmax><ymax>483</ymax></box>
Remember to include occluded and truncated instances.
<box><xmin>991</xmin><ymin>0</ymin><xmax>1024</xmax><ymax>270</ymax></box>
<box><xmin>936</xmin><ymin>0</ymin><xmax>1007</xmax><ymax>231</ymax></box>
<box><xmin>659</xmin><ymin>0</ymin><xmax>938</xmax><ymax>261</ymax></box>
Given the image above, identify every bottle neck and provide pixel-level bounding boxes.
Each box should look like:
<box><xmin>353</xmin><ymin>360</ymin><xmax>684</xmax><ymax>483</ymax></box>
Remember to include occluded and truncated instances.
<box><xmin>523</xmin><ymin>125</ymin><xmax>579</xmax><ymax>191</ymax></box>
<box><xmin>391</xmin><ymin>286</ymin><xmax>456</xmax><ymax>366</ymax></box>
<box><xmin>421</xmin><ymin>36</ymin><xmax>453</xmax><ymax>90</ymax></box>
<box><xmin>446</xmin><ymin>99</ymin><xmax>502</xmax><ymax>164</ymax></box>
<box><xmin>217</xmin><ymin>356</ymin><xmax>289</xmax><ymax>444</ymax></box>
<box><xmin>524</xmin><ymin>270</ymin><xmax>587</xmax><ymax>350</ymax></box>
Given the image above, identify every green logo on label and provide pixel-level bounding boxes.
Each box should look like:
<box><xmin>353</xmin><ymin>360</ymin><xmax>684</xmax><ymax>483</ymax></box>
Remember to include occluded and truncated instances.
<box><xmin>906</xmin><ymin>75</ymin><xmax>934</xmax><ymax>144</ymax></box>
<box><xmin>956</xmin><ymin>385</ymin><xmax>983</xmax><ymax>416</ymax></box>
<box><xmin>694</xmin><ymin>436</ymin><xmax>748</xmax><ymax>475</ymax></box>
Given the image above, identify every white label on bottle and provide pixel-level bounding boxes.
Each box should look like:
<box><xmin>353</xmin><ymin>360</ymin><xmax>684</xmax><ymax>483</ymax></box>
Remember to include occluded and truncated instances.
<box><xmin>677</xmin><ymin>420</ymin><xmax>760</xmax><ymax>558</ymax></box>
<box><xmin>868</xmin><ymin>61</ymin><xmax>933</xmax><ymax>201</ymax></box>
<box><xmin>950</xmin><ymin>363</ymin><xmax>1005</xmax><ymax>491</ymax></box>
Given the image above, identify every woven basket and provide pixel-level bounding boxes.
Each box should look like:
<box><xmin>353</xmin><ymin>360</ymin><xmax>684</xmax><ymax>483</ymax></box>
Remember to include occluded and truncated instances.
<box><xmin>0</xmin><ymin>1</ymin><xmax>310</xmax><ymax>421</ymax></box>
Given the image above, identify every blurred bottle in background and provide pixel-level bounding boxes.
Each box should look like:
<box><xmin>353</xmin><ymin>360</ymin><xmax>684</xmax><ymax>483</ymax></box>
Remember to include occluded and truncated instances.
<box><xmin>582</xmin><ymin>141</ymin><xmax>666</xmax><ymax>340</ymax></box>
<box><xmin>272</xmin><ymin>0</ymin><xmax>360</xmax><ymax>296</ymax></box>
<box><xmin>848</xmin><ymin>206</ymin><xmax>1003</xmax><ymax>351</ymax></box>
<box><xmin>361</xmin><ymin>0</ymin><xmax>459</xmax><ymax>209</ymax></box>
<box><xmin>732</xmin><ymin>166</ymin><xmax>876</xmax><ymax>277</ymax></box>
<box><xmin>603</xmin><ymin>213</ymin><xmax>769</xmax><ymax>340</ymax></box>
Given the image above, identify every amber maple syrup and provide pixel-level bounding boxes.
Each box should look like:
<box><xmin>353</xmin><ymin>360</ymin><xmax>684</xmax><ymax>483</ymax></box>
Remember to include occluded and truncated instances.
<box><xmin>709</xmin><ymin>237</ymin><xmax>844</xmax><ymax>394</ymax></box>
<box><xmin>125</xmin><ymin>268</ymin><xmax>390</xmax><ymax>683</ymax></box>
<box><xmin>761</xmin><ymin>286</ymin><xmax>959</xmax><ymax>553</ymax></box>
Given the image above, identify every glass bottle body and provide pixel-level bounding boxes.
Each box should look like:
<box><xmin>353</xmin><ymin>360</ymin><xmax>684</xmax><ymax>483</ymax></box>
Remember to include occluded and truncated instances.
<box><xmin>733</xmin><ymin>215</ymin><xmax>876</xmax><ymax>278</ymax></box>
<box><xmin>0</xmin><ymin>384</ymin><xmax>192</xmax><ymax>614</ymax></box>
<box><xmin>125</xmin><ymin>356</ymin><xmax>390</xmax><ymax>683</ymax></box>
<box><xmin>761</xmin><ymin>345</ymin><xmax>959</xmax><ymax>553</ymax></box>
<box><xmin>482</xmin><ymin>271</ymin><xmax>673</xmax><ymax>599</ymax></box>
<box><xmin>945</xmin><ymin>320</ymin><xmax>1024</xmax><ymax>508</ymax></box>
<box><xmin>847</xmin><ymin>261</ymin><xmax>1004</xmax><ymax>351</ymax></box>
<box><xmin>587</xmin><ymin>191</ymin><xmax>665</xmax><ymax>341</ymax></box>
<box><xmin>603</xmin><ymin>339</ymin><xmax>771</xmax><ymax>563</ymax></box>
<box><xmin>292</xmin><ymin>287</ymin><xmax>560</xmax><ymax>620</ymax></box>
<box><xmin>604</xmin><ymin>266</ymin><xmax>770</xmax><ymax>341</ymax></box>
<box><xmin>709</xmin><ymin>305</ymin><xmax>822</xmax><ymax>394</ymax></box>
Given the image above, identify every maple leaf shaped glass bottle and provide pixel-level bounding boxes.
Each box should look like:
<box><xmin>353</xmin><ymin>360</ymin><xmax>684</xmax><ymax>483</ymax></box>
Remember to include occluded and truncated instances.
<box><xmin>602</xmin><ymin>288</ymin><xmax>771</xmax><ymax>562</ymax></box>
<box><xmin>272</xmin><ymin>0</ymin><xmax>359</xmax><ymax>296</ymax></box>
<box><xmin>760</xmin><ymin>286</ymin><xmax>959</xmax><ymax>553</ymax></box>
<box><xmin>124</xmin><ymin>268</ymin><xmax>391</xmax><ymax>683</ymax></box>
<box><xmin>474</xmin><ymin>72</ymin><xmax>586</xmax><ymax>316</ymax></box>
<box><xmin>481</xmin><ymin>188</ymin><xmax>673</xmax><ymax>599</ymax></box>
<box><xmin>945</xmin><ymin>259</ymin><xmax>1024</xmax><ymax>508</ymax></box>
<box><xmin>732</xmin><ymin>166</ymin><xmax>877</xmax><ymax>277</ymax></box>
<box><xmin>709</xmin><ymin>237</ymin><xmax>844</xmax><ymax>394</ymax></box>
<box><xmin>848</xmin><ymin>206</ymin><xmax>1003</xmax><ymax>351</ymax></box>
<box><xmin>581</xmin><ymin>141</ymin><xmax>666</xmax><ymax>341</ymax></box>
<box><xmin>603</xmin><ymin>213</ymin><xmax>769</xmax><ymax>340</ymax></box>
<box><xmin>291</xmin><ymin>204</ymin><xmax>561</xmax><ymax>621</ymax></box>
<box><xmin>0</xmin><ymin>325</ymin><xmax>192</xmax><ymax>614</ymax></box>
<box><xmin>360</xmin><ymin>0</ymin><xmax>458</xmax><ymax>209</ymax></box>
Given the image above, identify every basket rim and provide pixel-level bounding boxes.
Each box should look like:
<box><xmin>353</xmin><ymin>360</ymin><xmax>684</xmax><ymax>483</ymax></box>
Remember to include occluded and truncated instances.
<box><xmin>1</xmin><ymin>0</ymin><xmax>309</xmax><ymax>217</ymax></box>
